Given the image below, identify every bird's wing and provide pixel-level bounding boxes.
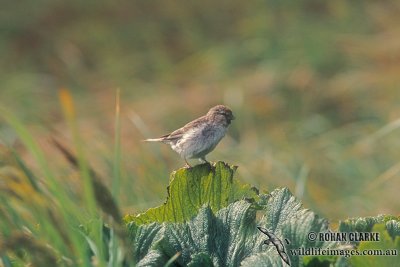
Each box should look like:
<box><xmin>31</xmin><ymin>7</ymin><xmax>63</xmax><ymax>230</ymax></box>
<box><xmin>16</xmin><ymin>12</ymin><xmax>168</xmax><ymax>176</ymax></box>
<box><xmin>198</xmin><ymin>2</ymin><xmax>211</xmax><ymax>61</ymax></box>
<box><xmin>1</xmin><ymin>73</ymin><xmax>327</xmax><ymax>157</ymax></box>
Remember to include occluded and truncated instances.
<box><xmin>160</xmin><ymin>129</ymin><xmax>184</xmax><ymax>142</ymax></box>
<box><xmin>273</xmin><ymin>239</ymin><xmax>290</xmax><ymax>266</ymax></box>
<box><xmin>273</xmin><ymin>239</ymin><xmax>286</xmax><ymax>256</ymax></box>
<box><xmin>277</xmin><ymin>250</ymin><xmax>291</xmax><ymax>266</ymax></box>
<box><xmin>257</xmin><ymin>227</ymin><xmax>270</xmax><ymax>236</ymax></box>
<box><xmin>163</xmin><ymin>115</ymin><xmax>208</xmax><ymax>141</ymax></box>
<box><xmin>143</xmin><ymin>131</ymin><xmax>183</xmax><ymax>143</ymax></box>
<box><xmin>145</xmin><ymin>115</ymin><xmax>208</xmax><ymax>143</ymax></box>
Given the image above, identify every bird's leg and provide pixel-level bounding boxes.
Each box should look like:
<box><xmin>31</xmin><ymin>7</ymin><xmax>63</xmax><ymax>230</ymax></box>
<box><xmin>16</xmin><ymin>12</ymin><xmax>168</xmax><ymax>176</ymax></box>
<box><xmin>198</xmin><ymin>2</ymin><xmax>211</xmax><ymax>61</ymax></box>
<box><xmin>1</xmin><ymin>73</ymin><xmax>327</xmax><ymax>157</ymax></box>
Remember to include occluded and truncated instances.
<box><xmin>200</xmin><ymin>157</ymin><xmax>209</xmax><ymax>164</ymax></box>
<box><xmin>184</xmin><ymin>158</ymin><xmax>192</xmax><ymax>168</ymax></box>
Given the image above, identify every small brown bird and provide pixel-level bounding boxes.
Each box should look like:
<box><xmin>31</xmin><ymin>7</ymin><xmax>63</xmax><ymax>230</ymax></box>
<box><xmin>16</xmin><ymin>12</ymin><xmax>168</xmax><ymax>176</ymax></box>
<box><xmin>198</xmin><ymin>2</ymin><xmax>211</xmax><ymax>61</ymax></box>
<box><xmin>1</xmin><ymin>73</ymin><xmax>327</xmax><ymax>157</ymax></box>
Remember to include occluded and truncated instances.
<box><xmin>144</xmin><ymin>105</ymin><xmax>235</xmax><ymax>167</ymax></box>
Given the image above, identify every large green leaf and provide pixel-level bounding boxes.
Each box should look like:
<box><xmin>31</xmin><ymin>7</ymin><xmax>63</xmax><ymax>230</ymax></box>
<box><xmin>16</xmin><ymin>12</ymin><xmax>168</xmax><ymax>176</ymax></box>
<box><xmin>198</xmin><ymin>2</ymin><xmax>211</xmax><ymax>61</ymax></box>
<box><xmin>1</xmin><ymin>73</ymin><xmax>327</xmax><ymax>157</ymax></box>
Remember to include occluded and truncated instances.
<box><xmin>126</xmin><ymin>163</ymin><xmax>400</xmax><ymax>266</ymax></box>
<box><xmin>339</xmin><ymin>215</ymin><xmax>400</xmax><ymax>243</ymax></box>
<box><xmin>350</xmin><ymin>224</ymin><xmax>400</xmax><ymax>267</ymax></box>
<box><xmin>336</xmin><ymin>216</ymin><xmax>400</xmax><ymax>267</ymax></box>
<box><xmin>128</xmin><ymin>188</ymin><xmax>337</xmax><ymax>267</ymax></box>
<box><xmin>124</xmin><ymin>162</ymin><xmax>259</xmax><ymax>224</ymax></box>
<box><xmin>249</xmin><ymin>188</ymin><xmax>336</xmax><ymax>267</ymax></box>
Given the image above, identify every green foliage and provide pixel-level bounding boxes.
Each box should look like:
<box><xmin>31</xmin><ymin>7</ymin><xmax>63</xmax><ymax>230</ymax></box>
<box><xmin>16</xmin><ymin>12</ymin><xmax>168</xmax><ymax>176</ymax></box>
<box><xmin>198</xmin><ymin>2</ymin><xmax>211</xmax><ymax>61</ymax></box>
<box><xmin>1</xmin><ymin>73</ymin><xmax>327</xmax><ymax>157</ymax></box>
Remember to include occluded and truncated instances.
<box><xmin>126</xmin><ymin>163</ymin><xmax>400</xmax><ymax>267</ymax></box>
<box><xmin>302</xmin><ymin>255</ymin><xmax>341</xmax><ymax>267</ymax></box>
<box><xmin>2</xmin><ymin>98</ymin><xmax>400</xmax><ymax>266</ymax></box>
<box><xmin>124</xmin><ymin>162</ymin><xmax>259</xmax><ymax>224</ymax></box>
<box><xmin>0</xmin><ymin>104</ymin><xmax>131</xmax><ymax>267</ymax></box>
<box><xmin>350</xmin><ymin>224</ymin><xmax>400</xmax><ymax>267</ymax></box>
<box><xmin>2</xmin><ymin>0</ymin><xmax>400</xmax><ymax>230</ymax></box>
<box><xmin>127</xmin><ymin>163</ymin><xmax>337</xmax><ymax>266</ymax></box>
<box><xmin>335</xmin><ymin>216</ymin><xmax>400</xmax><ymax>267</ymax></box>
<box><xmin>339</xmin><ymin>215</ymin><xmax>400</xmax><ymax>243</ymax></box>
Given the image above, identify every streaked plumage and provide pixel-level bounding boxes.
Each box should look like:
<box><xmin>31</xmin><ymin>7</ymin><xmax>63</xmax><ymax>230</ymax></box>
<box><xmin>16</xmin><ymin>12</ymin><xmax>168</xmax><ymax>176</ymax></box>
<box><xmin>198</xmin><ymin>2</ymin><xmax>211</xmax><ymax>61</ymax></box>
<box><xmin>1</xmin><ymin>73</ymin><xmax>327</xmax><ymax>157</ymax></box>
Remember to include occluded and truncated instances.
<box><xmin>144</xmin><ymin>105</ymin><xmax>235</xmax><ymax>167</ymax></box>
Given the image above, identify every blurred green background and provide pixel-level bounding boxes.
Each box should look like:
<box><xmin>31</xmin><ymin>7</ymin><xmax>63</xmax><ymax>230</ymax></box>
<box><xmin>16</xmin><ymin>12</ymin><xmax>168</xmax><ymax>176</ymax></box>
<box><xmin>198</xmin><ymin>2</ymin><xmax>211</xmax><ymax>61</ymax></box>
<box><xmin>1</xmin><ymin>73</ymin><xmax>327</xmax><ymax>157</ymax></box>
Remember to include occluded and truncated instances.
<box><xmin>1</xmin><ymin>0</ymin><xmax>399</xmax><ymax>221</ymax></box>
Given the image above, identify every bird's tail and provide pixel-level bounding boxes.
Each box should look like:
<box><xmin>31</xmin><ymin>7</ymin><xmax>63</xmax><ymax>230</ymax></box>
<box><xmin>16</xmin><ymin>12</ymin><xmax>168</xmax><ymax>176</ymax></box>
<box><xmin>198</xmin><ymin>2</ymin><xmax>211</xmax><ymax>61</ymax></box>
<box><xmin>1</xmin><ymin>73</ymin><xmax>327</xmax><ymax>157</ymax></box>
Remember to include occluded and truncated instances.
<box><xmin>142</xmin><ymin>138</ymin><xmax>164</xmax><ymax>142</ymax></box>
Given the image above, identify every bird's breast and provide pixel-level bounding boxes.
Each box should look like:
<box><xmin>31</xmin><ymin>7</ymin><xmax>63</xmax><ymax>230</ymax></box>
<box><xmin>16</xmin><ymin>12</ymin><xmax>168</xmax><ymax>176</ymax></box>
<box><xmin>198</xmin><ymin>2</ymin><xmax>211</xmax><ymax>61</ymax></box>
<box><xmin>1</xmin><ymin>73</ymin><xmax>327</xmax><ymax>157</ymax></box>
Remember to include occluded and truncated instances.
<box><xmin>172</xmin><ymin>124</ymin><xmax>227</xmax><ymax>159</ymax></box>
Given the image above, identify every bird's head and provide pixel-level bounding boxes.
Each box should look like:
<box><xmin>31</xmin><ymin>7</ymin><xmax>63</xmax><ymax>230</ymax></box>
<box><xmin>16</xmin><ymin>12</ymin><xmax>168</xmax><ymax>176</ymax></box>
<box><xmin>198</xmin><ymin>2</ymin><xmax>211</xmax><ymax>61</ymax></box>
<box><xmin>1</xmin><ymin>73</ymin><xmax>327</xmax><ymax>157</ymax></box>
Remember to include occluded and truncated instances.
<box><xmin>207</xmin><ymin>105</ymin><xmax>235</xmax><ymax>125</ymax></box>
